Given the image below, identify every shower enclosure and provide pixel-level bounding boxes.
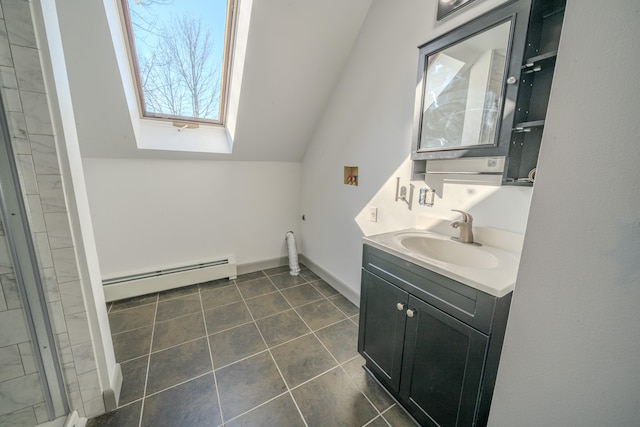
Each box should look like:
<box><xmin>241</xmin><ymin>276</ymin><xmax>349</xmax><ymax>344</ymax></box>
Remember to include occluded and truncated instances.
<box><xmin>0</xmin><ymin>94</ymin><xmax>68</xmax><ymax>424</ymax></box>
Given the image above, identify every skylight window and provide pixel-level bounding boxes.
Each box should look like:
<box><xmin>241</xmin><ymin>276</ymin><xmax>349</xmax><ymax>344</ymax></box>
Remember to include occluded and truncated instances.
<box><xmin>121</xmin><ymin>0</ymin><xmax>236</xmax><ymax>125</ymax></box>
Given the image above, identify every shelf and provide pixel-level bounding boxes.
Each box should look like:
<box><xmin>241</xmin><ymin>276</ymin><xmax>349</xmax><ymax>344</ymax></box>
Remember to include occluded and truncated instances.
<box><xmin>512</xmin><ymin>120</ymin><xmax>545</xmax><ymax>132</ymax></box>
<box><xmin>542</xmin><ymin>2</ymin><xmax>565</xmax><ymax>19</ymax></box>
<box><xmin>522</xmin><ymin>50</ymin><xmax>557</xmax><ymax>72</ymax></box>
<box><xmin>503</xmin><ymin>179</ymin><xmax>533</xmax><ymax>187</ymax></box>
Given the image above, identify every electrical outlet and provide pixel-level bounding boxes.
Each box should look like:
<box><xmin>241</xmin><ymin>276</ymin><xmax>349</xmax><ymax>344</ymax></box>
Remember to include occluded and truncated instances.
<box><xmin>425</xmin><ymin>189</ymin><xmax>435</xmax><ymax>206</ymax></box>
<box><xmin>369</xmin><ymin>207</ymin><xmax>378</xmax><ymax>222</ymax></box>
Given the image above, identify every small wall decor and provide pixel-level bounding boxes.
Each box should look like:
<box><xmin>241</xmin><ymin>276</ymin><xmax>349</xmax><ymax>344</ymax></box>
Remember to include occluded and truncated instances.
<box><xmin>437</xmin><ymin>0</ymin><xmax>478</xmax><ymax>21</ymax></box>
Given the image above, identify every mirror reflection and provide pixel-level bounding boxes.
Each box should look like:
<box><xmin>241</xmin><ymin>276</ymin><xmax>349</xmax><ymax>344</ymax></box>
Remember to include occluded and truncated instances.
<box><xmin>419</xmin><ymin>21</ymin><xmax>511</xmax><ymax>151</ymax></box>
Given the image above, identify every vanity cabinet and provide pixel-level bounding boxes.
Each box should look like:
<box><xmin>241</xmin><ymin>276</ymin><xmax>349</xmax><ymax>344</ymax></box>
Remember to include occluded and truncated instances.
<box><xmin>358</xmin><ymin>245</ymin><xmax>512</xmax><ymax>427</ymax></box>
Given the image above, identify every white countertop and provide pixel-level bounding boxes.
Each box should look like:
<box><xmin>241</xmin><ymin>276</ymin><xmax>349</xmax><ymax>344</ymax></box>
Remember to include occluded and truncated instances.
<box><xmin>363</xmin><ymin>227</ymin><xmax>522</xmax><ymax>297</ymax></box>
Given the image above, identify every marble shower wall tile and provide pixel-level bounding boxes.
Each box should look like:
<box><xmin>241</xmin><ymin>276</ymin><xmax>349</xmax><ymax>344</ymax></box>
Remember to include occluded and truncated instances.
<box><xmin>62</xmin><ymin>362</ymin><xmax>79</xmax><ymax>394</ymax></box>
<box><xmin>44</xmin><ymin>212</ymin><xmax>73</xmax><ymax>249</ymax></box>
<box><xmin>0</xmin><ymin>64</ymin><xmax>16</xmax><ymax>88</ymax></box>
<box><xmin>51</xmin><ymin>247</ymin><xmax>80</xmax><ymax>284</ymax></box>
<box><xmin>0</xmin><ymin>407</ymin><xmax>37</xmax><ymax>427</ymax></box>
<box><xmin>2</xmin><ymin>87</ymin><xmax>21</xmax><ymax>112</ymax></box>
<box><xmin>41</xmin><ymin>267</ymin><xmax>60</xmax><ymax>303</ymax></box>
<box><xmin>0</xmin><ymin>60</ymin><xmax>20</xmax><ymax>114</ymax></box>
<box><xmin>68</xmin><ymin>390</ymin><xmax>85</xmax><ymax>418</ymax></box>
<box><xmin>30</xmin><ymin>134</ymin><xmax>60</xmax><ymax>175</ymax></box>
<box><xmin>65</xmin><ymin>311</ymin><xmax>91</xmax><ymax>346</ymax></box>
<box><xmin>11</xmin><ymin>137</ymin><xmax>30</xmax><ymax>155</ymax></box>
<box><xmin>1</xmin><ymin>0</ymin><xmax>37</xmax><ymax>48</ymax></box>
<box><xmin>0</xmin><ymin>274</ymin><xmax>21</xmax><ymax>309</ymax></box>
<box><xmin>84</xmin><ymin>396</ymin><xmax>105</xmax><ymax>419</ymax></box>
<box><xmin>71</xmin><ymin>340</ymin><xmax>96</xmax><ymax>375</ymax></box>
<box><xmin>0</xmin><ymin>309</ymin><xmax>28</xmax><ymax>347</ymax></box>
<box><xmin>0</xmin><ymin>20</ymin><xmax>11</xmax><ymax>67</ymax></box>
<box><xmin>35</xmin><ymin>174</ymin><xmax>65</xmax><ymax>213</ymax></box>
<box><xmin>18</xmin><ymin>342</ymin><xmax>36</xmax><ymax>375</ymax></box>
<box><xmin>0</xmin><ymin>372</ymin><xmax>44</xmax><ymax>416</ymax></box>
<box><xmin>78</xmin><ymin>369</ymin><xmax>101</xmax><ymax>403</ymax></box>
<box><xmin>10</xmin><ymin>45</ymin><xmax>45</xmax><ymax>93</ymax></box>
<box><xmin>59</xmin><ymin>281</ymin><xmax>84</xmax><ymax>315</ymax></box>
<box><xmin>49</xmin><ymin>300</ymin><xmax>67</xmax><ymax>335</ymax></box>
<box><xmin>7</xmin><ymin>111</ymin><xmax>27</xmax><ymax>139</ymax></box>
<box><xmin>55</xmin><ymin>332</ymin><xmax>73</xmax><ymax>365</ymax></box>
<box><xmin>0</xmin><ymin>283</ymin><xmax>7</xmax><ymax>311</ymax></box>
<box><xmin>0</xmin><ymin>345</ymin><xmax>23</xmax><ymax>382</ymax></box>
<box><xmin>25</xmin><ymin>195</ymin><xmax>46</xmax><ymax>233</ymax></box>
<box><xmin>33</xmin><ymin>402</ymin><xmax>49</xmax><ymax>425</ymax></box>
<box><xmin>21</xmin><ymin>91</ymin><xmax>53</xmax><ymax>135</ymax></box>
<box><xmin>15</xmin><ymin>154</ymin><xmax>38</xmax><ymax>195</ymax></box>
<box><xmin>0</xmin><ymin>236</ymin><xmax>11</xmax><ymax>276</ymax></box>
<box><xmin>33</xmin><ymin>232</ymin><xmax>54</xmax><ymax>269</ymax></box>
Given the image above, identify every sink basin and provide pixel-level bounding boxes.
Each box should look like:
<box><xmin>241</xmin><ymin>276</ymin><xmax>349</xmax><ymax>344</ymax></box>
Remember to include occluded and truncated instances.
<box><xmin>395</xmin><ymin>233</ymin><xmax>499</xmax><ymax>269</ymax></box>
<box><xmin>363</xmin><ymin>227</ymin><xmax>523</xmax><ymax>297</ymax></box>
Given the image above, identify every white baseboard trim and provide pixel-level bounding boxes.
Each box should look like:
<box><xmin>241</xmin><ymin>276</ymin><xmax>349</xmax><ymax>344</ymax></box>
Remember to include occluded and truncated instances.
<box><xmin>237</xmin><ymin>256</ymin><xmax>290</xmax><ymax>275</ymax></box>
<box><xmin>298</xmin><ymin>254</ymin><xmax>360</xmax><ymax>307</ymax></box>
<box><xmin>235</xmin><ymin>255</ymin><xmax>360</xmax><ymax>307</ymax></box>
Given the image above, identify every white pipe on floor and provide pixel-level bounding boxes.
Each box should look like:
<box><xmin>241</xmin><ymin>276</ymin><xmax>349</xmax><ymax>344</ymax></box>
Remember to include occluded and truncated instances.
<box><xmin>285</xmin><ymin>231</ymin><xmax>300</xmax><ymax>276</ymax></box>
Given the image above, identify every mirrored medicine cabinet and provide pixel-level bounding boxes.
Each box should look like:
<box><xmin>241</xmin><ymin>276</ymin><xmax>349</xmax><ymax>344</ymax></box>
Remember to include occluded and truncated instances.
<box><xmin>411</xmin><ymin>0</ymin><xmax>566</xmax><ymax>186</ymax></box>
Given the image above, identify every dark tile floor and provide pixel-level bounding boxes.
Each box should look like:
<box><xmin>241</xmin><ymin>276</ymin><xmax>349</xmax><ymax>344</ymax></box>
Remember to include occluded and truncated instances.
<box><xmin>87</xmin><ymin>266</ymin><xmax>418</xmax><ymax>427</ymax></box>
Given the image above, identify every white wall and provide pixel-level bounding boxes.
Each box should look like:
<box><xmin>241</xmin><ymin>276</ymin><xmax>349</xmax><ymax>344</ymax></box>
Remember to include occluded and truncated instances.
<box><xmin>489</xmin><ymin>1</ymin><xmax>640</xmax><ymax>425</ymax></box>
<box><xmin>83</xmin><ymin>158</ymin><xmax>301</xmax><ymax>277</ymax></box>
<box><xmin>300</xmin><ymin>0</ymin><xmax>531</xmax><ymax>298</ymax></box>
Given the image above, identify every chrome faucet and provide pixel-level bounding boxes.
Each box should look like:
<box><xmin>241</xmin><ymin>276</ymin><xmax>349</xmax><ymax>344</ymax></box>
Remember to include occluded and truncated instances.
<box><xmin>451</xmin><ymin>209</ymin><xmax>480</xmax><ymax>246</ymax></box>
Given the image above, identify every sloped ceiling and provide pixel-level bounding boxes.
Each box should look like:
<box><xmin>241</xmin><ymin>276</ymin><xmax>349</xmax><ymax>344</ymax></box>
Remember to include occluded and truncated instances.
<box><xmin>55</xmin><ymin>0</ymin><xmax>372</xmax><ymax>161</ymax></box>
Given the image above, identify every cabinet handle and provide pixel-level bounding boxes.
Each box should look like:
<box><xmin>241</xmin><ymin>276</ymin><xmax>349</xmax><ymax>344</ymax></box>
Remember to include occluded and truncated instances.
<box><xmin>396</xmin><ymin>302</ymin><xmax>406</xmax><ymax>311</ymax></box>
<box><xmin>406</xmin><ymin>308</ymin><xmax>415</xmax><ymax>318</ymax></box>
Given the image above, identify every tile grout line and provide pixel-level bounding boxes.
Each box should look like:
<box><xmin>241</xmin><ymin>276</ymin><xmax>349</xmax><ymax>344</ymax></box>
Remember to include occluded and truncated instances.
<box><xmin>290</xmin><ymin>306</ymin><xmax>384</xmax><ymax>423</ymax></box>
<box><xmin>137</xmin><ymin>292</ymin><xmax>159</xmax><ymax>427</ymax></box>
<box><xmin>109</xmin><ymin>300</ymin><xmax>157</xmax><ymax>314</ymax></box>
<box><xmin>239</xmin><ymin>273</ymin><xmax>310</xmax><ymax>427</ymax></box>
<box><xmin>274</xmin><ymin>274</ymin><xmax>384</xmax><ymax>426</ymax></box>
<box><xmin>364</xmin><ymin>413</ymin><xmax>393</xmax><ymax>427</ymax></box>
<box><xmin>266</xmin><ymin>273</ymin><xmax>356</xmax><ymax>425</ymax></box>
<box><xmin>107</xmin><ymin>268</ymin><xmax>364</xmax><ymax>426</ymax></box>
<box><xmin>219</xmin><ymin>390</ymin><xmax>292</xmax><ymax>425</ymax></box>
<box><xmin>111</xmin><ymin>322</ymin><xmax>155</xmax><ymax>338</ymax></box>
<box><xmin>141</xmin><ymin>370</ymin><xmax>214</xmax><ymax>400</ymax></box>
<box><xmin>198</xmin><ymin>282</ymin><xmax>227</xmax><ymax>427</ymax></box>
<box><xmin>324</xmin><ymin>292</ymin><xmax>360</xmax><ymax>319</ymax></box>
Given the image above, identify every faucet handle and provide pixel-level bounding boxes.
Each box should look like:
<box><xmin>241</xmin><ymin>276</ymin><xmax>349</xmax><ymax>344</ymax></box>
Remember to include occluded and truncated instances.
<box><xmin>451</xmin><ymin>209</ymin><xmax>472</xmax><ymax>223</ymax></box>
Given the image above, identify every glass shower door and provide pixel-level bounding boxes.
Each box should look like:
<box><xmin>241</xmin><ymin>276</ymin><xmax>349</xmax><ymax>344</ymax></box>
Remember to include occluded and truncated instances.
<box><xmin>0</xmin><ymin>94</ymin><xmax>67</xmax><ymax>425</ymax></box>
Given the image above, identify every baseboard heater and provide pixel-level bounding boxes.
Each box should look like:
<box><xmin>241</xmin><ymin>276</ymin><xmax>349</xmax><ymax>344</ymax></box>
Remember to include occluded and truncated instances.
<box><xmin>102</xmin><ymin>256</ymin><xmax>237</xmax><ymax>302</ymax></box>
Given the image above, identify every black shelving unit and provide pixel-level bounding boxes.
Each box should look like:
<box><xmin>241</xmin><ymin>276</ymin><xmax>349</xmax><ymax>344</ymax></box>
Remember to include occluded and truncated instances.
<box><xmin>504</xmin><ymin>0</ymin><xmax>566</xmax><ymax>185</ymax></box>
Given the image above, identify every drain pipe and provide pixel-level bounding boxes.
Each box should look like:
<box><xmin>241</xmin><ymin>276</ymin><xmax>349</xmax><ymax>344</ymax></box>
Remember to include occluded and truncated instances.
<box><xmin>285</xmin><ymin>231</ymin><xmax>300</xmax><ymax>276</ymax></box>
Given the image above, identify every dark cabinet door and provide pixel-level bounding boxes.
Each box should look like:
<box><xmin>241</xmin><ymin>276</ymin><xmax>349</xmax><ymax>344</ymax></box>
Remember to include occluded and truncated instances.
<box><xmin>400</xmin><ymin>295</ymin><xmax>489</xmax><ymax>427</ymax></box>
<box><xmin>358</xmin><ymin>269</ymin><xmax>408</xmax><ymax>392</ymax></box>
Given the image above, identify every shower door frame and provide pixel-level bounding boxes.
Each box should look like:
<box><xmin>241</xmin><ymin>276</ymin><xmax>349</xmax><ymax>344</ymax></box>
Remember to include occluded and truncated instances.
<box><xmin>0</xmin><ymin>93</ymin><xmax>68</xmax><ymax>420</ymax></box>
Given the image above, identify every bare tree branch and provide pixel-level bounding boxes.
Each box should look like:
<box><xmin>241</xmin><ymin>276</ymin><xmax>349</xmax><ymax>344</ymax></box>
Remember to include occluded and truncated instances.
<box><xmin>133</xmin><ymin>9</ymin><xmax>221</xmax><ymax>120</ymax></box>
